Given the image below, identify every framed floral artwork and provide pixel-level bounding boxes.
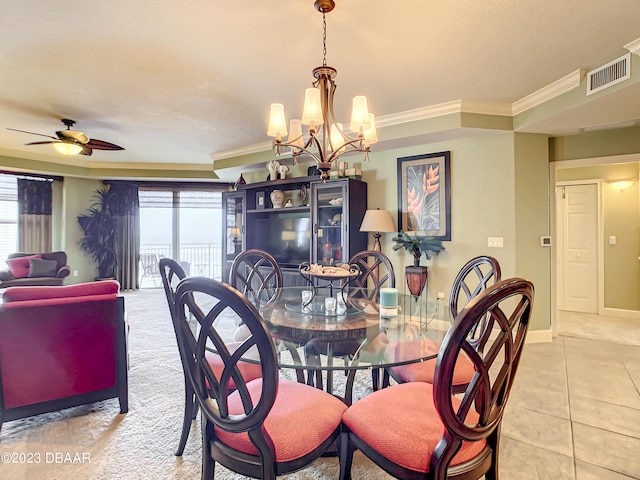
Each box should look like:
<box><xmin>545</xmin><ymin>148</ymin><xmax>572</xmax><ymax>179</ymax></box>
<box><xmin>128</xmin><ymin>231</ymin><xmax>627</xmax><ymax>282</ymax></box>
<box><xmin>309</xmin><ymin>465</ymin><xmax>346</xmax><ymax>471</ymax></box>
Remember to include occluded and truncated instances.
<box><xmin>397</xmin><ymin>151</ymin><xmax>451</xmax><ymax>240</ymax></box>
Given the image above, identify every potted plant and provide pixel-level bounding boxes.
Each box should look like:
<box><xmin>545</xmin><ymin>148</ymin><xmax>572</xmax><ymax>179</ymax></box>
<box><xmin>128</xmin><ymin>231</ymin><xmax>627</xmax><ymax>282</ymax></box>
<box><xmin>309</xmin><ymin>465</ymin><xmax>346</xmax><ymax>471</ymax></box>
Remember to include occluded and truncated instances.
<box><xmin>78</xmin><ymin>187</ymin><xmax>118</xmax><ymax>280</ymax></box>
<box><xmin>392</xmin><ymin>231</ymin><xmax>445</xmax><ymax>297</ymax></box>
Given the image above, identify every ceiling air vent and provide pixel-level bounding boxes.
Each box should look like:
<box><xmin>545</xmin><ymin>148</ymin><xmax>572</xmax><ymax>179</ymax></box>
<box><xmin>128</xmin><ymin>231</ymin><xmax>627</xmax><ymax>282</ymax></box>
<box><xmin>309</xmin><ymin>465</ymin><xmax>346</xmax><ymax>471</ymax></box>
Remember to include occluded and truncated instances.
<box><xmin>586</xmin><ymin>53</ymin><xmax>631</xmax><ymax>96</ymax></box>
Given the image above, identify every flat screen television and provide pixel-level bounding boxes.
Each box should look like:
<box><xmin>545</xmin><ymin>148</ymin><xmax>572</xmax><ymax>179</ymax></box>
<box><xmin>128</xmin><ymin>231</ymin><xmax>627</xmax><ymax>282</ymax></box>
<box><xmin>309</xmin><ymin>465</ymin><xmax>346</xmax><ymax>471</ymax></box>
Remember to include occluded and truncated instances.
<box><xmin>246</xmin><ymin>211</ymin><xmax>311</xmax><ymax>268</ymax></box>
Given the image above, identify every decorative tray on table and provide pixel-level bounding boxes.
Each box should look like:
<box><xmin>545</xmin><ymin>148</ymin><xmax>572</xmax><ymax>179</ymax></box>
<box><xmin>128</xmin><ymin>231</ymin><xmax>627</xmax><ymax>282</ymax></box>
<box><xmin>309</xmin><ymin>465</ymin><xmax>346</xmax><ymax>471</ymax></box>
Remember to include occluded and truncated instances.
<box><xmin>298</xmin><ymin>262</ymin><xmax>360</xmax><ymax>281</ymax></box>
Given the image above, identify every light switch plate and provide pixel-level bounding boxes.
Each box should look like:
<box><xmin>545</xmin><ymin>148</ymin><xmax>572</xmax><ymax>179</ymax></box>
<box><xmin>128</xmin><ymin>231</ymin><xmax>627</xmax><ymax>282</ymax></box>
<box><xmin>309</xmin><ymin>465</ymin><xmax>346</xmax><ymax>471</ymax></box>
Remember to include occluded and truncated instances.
<box><xmin>487</xmin><ymin>237</ymin><xmax>504</xmax><ymax>248</ymax></box>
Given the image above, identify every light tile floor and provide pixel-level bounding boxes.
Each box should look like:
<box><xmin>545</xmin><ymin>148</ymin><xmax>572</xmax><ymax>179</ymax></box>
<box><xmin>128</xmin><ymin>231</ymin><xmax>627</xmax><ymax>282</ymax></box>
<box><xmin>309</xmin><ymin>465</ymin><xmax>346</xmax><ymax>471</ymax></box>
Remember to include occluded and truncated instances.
<box><xmin>498</xmin><ymin>310</ymin><xmax>640</xmax><ymax>480</ymax></box>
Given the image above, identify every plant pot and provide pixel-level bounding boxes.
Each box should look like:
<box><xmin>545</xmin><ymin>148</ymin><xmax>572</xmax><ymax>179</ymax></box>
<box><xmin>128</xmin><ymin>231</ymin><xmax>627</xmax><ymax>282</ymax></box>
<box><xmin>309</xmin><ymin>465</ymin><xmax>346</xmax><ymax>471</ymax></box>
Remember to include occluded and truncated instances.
<box><xmin>405</xmin><ymin>265</ymin><xmax>428</xmax><ymax>297</ymax></box>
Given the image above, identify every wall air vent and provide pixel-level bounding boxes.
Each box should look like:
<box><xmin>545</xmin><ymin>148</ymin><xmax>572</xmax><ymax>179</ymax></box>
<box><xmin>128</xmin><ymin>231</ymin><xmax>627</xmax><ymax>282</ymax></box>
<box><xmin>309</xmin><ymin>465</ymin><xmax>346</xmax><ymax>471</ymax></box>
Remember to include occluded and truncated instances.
<box><xmin>586</xmin><ymin>53</ymin><xmax>631</xmax><ymax>96</ymax></box>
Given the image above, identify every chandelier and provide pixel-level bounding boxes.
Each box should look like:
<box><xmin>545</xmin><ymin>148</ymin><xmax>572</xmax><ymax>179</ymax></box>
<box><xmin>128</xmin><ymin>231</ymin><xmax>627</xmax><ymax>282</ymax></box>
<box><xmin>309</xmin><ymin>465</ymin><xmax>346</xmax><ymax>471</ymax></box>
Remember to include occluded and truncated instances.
<box><xmin>267</xmin><ymin>0</ymin><xmax>377</xmax><ymax>180</ymax></box>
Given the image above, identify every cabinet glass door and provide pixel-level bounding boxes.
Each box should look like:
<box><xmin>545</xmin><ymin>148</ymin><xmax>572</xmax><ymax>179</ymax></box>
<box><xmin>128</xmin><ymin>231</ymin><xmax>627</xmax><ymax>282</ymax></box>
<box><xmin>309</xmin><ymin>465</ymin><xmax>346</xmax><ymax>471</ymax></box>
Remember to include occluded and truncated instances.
<box><xmin>313</xmin><ymin>183</ymin><xmax>346</xmax><ymax>266</ymax></box>
<box><xmin>223</xmin><ymin>193</ymin><xmax>244</xmax><ymax>264</ymax></box>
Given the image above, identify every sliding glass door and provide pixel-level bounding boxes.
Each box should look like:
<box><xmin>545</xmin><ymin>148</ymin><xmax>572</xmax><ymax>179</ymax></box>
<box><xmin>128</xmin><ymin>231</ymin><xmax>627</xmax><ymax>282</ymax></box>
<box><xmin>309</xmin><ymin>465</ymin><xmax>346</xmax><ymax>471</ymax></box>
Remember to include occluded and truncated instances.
<box><xmin>139</xmin><ymin>189</ymin><xmax>222</xmax><ymax>287</ymax></box>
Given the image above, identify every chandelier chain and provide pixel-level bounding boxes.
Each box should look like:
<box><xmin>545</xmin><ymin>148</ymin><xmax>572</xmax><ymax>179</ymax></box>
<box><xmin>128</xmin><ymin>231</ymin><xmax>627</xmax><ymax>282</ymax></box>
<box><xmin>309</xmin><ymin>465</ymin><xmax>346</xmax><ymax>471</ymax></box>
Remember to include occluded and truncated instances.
<box><xmin>322</xmin><ymin>12</ymin><xmax>327</xmax><ymax>67</ymax></box>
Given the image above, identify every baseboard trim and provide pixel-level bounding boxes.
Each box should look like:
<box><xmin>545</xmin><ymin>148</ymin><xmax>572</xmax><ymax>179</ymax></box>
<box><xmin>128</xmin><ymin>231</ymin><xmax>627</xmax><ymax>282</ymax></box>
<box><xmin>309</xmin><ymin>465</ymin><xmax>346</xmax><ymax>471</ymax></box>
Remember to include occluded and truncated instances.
<box><xmin>526</xmin><ymin>328</ymin><xmax>552</xmax><ymax>344</ymax></box>
<box><xmin>601</xmin><ymin>307</ymin><xmax>640</xmax><ymax>320</ymax></box>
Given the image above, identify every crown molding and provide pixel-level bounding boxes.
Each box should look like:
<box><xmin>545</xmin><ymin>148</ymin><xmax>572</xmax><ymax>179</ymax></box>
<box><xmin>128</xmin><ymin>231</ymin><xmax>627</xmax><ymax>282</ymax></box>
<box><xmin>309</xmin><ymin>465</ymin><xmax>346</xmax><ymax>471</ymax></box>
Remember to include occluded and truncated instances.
<box><xmin>82</xmin><ymin>161</ymin><xmax>215</xmax><ymax>171</ymax></box>
<box><xmin>209</xmin><ymin>141</ymin><xmax>273</xmax><ymax>162</ymax></box>
<box><xmin>512</xmin><ymin>69</ymin><xmax>585</xmax><ymax>115</ymax></box>
<box><xmin>375</xmin><ymin>100</ymin><xmax>512</xmax><ymax>128</ymax></box>
<box><xmin>624</xmin><ymin>37</ymin><xmax>640</xmax><ymax>56</ymax></box>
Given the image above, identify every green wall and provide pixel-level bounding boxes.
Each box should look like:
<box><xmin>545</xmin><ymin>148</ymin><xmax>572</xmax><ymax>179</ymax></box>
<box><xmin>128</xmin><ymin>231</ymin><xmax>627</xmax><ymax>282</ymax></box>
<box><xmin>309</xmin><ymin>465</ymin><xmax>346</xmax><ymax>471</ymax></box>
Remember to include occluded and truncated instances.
<box><xmin>514</xmin><ymin>133</ymin><xmax>552</xmax><ymax>330</ymax></box>
<box><xmin>556</xmin><ymin>163</ymin><xmax>640</xmax><ymax>310</ymax></box>
<box><xmin>61</xmin><ymin>177</ymin><xmax>103</xmax><ymax>284</ymax></box>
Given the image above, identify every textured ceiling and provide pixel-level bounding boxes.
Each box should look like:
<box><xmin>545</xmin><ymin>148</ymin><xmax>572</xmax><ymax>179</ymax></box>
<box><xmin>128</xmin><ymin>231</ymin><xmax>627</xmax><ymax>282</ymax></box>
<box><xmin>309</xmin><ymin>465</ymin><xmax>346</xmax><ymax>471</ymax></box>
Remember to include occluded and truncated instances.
<box><xmin>0</xmin><ymin>0</ymin><xmax>639</xmax><ymax>171</ymax></box>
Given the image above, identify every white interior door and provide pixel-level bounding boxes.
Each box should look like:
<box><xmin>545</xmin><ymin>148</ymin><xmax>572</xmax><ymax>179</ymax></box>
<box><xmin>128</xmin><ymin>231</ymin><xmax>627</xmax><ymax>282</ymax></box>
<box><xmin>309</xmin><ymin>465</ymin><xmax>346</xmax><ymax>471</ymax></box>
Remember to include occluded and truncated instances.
<box><xmin>556</xmin><ymin>184</ymin><xmax>598</xmax><ymax>313</ymax></box>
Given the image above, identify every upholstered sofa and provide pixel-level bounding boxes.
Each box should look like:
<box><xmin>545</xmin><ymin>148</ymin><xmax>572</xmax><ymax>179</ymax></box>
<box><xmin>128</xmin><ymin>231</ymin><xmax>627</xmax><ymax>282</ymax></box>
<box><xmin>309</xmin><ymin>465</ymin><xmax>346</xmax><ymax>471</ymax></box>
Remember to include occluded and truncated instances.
<box><xmin>0</xmin><ymin>251</ymin><xmax>71</xmax><ymax>288</ymax></box>
<box><xmin>0</xmin><ymin>280</ymin><xmax>128</xmax><ymax>431</ymax></box>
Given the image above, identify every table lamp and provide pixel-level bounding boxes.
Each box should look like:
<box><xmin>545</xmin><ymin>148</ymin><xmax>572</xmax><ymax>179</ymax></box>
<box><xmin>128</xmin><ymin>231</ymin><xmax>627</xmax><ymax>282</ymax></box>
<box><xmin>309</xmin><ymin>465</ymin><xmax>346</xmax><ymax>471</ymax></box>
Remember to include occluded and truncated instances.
<box><xmin>359</xmin><ymin>209</ymin><xmax>396</xmax><ymax>252</ymax></box>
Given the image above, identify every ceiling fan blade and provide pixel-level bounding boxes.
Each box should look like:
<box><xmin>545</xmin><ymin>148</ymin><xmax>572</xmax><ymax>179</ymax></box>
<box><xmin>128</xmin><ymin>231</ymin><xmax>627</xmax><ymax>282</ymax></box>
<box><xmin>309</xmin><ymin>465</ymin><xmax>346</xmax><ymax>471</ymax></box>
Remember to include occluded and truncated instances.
<box><xmin>7</xmin><ymin>128</ymin><xmax>57</xmax><ymax>140</ymax></box>
<box><xmin>86</xmin><ymin>138</ymin><xmax>125</xmax><ymax>150</ymax></box>
<box><xmin>79</xmin><ymin>145</ymin><xmax>93</xmax><ymax>156</ymax></box>
<box><xmin>25</xmin><ymin>140</ymin><xmax>56</xmax><ymax>146</ymax></box>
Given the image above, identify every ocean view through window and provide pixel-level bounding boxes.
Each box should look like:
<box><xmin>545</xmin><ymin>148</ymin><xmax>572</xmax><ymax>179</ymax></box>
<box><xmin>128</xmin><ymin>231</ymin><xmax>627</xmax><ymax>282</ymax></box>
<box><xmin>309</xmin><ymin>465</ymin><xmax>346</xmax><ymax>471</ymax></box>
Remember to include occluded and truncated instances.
<box><xmin>139</xmin><ymin>189</ymin><xmax>223</xmax><ymax>287</ymax></box>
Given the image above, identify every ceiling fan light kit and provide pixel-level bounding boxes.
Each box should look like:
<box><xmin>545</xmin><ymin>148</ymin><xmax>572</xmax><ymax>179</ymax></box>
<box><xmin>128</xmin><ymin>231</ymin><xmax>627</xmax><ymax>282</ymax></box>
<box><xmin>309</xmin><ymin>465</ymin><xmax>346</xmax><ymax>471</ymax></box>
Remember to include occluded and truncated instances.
<box><xmin>53</xmin><ymin>142</ymin><xmax>84</xmax><ymax>155</ymax></box>
<box><xmin>266</xmin><ymin>0</ymin><xmax>377</xmax><ymax>180</ymax></box>
<box><xmin>7</xmin><ymin>118</ymin><xmax>125</xmax><ymax>157</ymax></box>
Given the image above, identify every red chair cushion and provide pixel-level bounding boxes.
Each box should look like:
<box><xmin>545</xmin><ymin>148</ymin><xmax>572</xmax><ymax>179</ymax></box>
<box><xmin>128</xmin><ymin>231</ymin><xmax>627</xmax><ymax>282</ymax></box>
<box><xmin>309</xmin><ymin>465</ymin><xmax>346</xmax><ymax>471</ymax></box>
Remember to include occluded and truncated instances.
<box><xmin>214</xmin><ymin>379</ymin><xmax>347</xmax><ymax>462</ymax></box>
<box><xmin>389</xmin><ymin>340</ymin><xmax>475</xmax><ymax>387</ymax></box>
<box><xmin>342</xmin><ymin>382</ymin><xmax>486</xmax><ymax>472</ymax></box>
<box><xmin>6</xmin><ymin>254</ymin><xmax>40</xmax><ymax>278</ymax></box>
<box><xmin>204</xmin><ymin>345</ymin><xmax>262</xmax><ymax>389</ymax></box>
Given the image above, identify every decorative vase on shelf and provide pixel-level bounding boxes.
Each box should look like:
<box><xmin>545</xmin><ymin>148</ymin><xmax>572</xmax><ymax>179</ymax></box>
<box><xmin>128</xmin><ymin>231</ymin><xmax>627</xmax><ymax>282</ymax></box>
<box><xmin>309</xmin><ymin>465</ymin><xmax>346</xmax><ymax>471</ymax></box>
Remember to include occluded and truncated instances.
<box><xmin>270</xmin><ymin>190</ymin><xmax>285</xmax><ymax>208</ymax></box>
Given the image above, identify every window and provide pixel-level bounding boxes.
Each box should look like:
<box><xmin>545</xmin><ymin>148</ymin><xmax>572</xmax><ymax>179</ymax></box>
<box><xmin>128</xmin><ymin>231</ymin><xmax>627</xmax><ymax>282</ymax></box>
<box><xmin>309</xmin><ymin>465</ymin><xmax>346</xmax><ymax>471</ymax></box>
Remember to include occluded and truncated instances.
<box><xmin>0</xmin><ymin>174</ymin><xmax>18</xmax><ymax>262</ymax></box>
<box><xmin>139</xmin><ymin>188</ymin><xmax>223</xmax><ymax>286</ymax></box>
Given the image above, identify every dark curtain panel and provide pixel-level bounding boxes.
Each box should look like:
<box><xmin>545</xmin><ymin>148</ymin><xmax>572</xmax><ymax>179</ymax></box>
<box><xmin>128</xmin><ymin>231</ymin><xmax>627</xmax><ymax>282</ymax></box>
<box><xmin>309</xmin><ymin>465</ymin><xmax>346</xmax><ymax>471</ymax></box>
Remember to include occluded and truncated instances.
<box><xmin>110</xmin><ymin>183</ymin><xmax>140</xmax><ymax>290</ymax></box>
<box><xmin>17</xmin><ymin>178</ymin><xmax>52</xmax><ymax>253</ymax></box>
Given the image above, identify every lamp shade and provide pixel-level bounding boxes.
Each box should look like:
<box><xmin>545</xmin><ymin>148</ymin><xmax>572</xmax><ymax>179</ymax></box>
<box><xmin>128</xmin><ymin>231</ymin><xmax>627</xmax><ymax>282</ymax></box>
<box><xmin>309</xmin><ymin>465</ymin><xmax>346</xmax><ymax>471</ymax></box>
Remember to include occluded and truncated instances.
<box><xmin>360</xmin><ymin>209</ymin><xmax>395</xmax><ymax>233</ymax></box>
<box><xmin>53</xmin><ymin>142</ymin><xmax>83</xmax><ymax>155</ymax></box>
<box><xmin>288</xmin><ymin>119</ymin><xmax>304</xmax><ymax>150</ymax></box>
<box><xmin>363</xmin><ymin>113</ymin><xmax>378</xmax><ymax>146</ymax></box>
<box><xmin>349</xmin><ymin>95</ymin><xmax>371</xmax><ymax>133</ymax></box>
<box><xmin>330</xmin><ymin>123</ymin><xmax>344</xmax><ymax>152</ymax></box>
<box><xmin>267</xmin><ymin>103</ymin><xmax>288</xmax><ymax>139</ymax></box>
<box><xmin>301</xmin><ymin>87</ymin><xmax>323</xmax><ymax>127</ymax></box>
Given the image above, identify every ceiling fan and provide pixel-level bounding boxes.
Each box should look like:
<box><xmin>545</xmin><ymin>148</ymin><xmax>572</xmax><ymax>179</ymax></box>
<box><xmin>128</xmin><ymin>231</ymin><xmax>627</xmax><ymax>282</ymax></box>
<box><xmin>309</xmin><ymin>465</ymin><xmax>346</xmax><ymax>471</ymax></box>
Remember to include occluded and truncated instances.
<box><xmin>7</xmin><ymin>118</ymin><xmax>125</xmax><ymax>156</ymax></box>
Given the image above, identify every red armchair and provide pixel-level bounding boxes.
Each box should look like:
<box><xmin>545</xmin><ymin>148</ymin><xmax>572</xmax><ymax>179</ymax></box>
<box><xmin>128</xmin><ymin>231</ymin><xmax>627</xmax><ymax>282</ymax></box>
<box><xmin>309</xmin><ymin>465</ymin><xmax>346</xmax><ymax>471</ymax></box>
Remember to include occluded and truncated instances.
<box><xmin>0</xmin><ymin>280</ymin><xmax>128</xmax><ymax>432</ymax></box>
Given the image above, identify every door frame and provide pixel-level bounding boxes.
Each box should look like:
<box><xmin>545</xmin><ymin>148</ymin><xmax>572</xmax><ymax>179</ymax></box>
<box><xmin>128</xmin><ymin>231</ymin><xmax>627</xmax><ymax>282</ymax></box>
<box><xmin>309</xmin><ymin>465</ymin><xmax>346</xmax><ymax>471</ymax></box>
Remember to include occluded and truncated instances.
<box><xmin>551</xmin><ymin>153</ymin><xmax>640</xmax><ymax>335</ymax></box>
<box><xmin>555</xmin><ymin>180</ymin><xmax>603</xmax><ymax>315</ymax></box>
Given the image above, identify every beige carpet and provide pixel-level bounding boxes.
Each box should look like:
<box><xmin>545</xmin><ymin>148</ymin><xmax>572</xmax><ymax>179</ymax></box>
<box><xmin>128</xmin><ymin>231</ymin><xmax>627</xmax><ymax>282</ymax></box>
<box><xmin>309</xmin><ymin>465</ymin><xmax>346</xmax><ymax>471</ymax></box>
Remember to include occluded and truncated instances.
<box><xmin>0</xmin><ymin>288</ymin><xmax>393</xmax><ymax>479</ymax></box>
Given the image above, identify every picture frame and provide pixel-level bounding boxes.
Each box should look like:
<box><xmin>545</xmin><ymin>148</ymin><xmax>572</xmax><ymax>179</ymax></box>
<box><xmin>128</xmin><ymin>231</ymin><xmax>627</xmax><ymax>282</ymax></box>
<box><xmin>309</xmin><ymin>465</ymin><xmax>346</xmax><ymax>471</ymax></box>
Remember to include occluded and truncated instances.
<box><xmin>256</xmin><ymin>191</ymin><xmax>265</xmax><ymax>209</ymax></box>
<box><xmin>397</xmin><ymin>151</ymin><xmax>451</xmax><ymax>240</ymax></box>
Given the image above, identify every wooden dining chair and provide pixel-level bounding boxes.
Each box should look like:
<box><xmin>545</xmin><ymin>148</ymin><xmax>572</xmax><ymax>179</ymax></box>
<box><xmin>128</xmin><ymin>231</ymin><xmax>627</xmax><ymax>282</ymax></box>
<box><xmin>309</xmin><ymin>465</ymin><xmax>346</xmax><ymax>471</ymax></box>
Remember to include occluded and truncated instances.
<box><xmin>386</xmin><ymin>255</ymin><xmax>501</xmax><ymax>392</ymax></box>
<box><xmin>339</xmin><ymin>277</ymin><xmax>534</xmax><ymax>480</ymax></box>
<box><xmin>173</xmin><ymin>276</ymin><xmax>347</xmax><ymax>479</ymax></box>
<box><xmin>228</xmin><ymin>249</ymin><xmax>283</xmax><ymax>309</ymax></box>
<box><xmin>346</xmin><ymin>249</ymin><xmax>395</xmax><ymax>303</ymax></box>
<box><xmin>159</xmin><ymin>258</ymin><xmax>261</xmax><ymax>456</ymax></box>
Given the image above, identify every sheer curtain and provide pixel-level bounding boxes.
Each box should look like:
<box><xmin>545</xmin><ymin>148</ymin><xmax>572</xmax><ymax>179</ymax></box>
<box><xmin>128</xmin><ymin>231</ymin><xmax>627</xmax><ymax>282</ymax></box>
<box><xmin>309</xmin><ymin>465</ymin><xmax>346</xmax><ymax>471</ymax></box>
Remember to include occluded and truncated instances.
<box><xmin>110</xmin><ymin>183</ymin><xmax>140</xmax><ymax>290</ymax></box>
<box><xmin>17</xmin><ymin>178</ymin><xmax>52</xmax><ymax>253</ymax></box>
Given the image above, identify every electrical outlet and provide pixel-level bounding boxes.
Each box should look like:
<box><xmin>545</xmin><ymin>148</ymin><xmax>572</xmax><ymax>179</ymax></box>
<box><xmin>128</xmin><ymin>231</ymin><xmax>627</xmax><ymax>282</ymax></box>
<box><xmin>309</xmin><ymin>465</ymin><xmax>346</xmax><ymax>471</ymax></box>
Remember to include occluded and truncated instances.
<box><xmin>73</xmin><ymin>270</ymin><xmax>78</xmax><ymax>277</ymax></box>
<box><xmin>487</xmin><ymin>237</ymin><xmax>504</xmax><ymax>248</ymax></box>
<box><xmin>437</xmin><ymin>291</ymin><xmax>445</xmax><ymax>300</ymax></box>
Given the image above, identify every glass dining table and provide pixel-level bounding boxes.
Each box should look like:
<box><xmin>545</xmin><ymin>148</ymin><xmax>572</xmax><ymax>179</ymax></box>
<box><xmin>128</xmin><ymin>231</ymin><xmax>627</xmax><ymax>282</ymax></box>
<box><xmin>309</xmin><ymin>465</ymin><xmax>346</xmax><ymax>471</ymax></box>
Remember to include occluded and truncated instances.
<box><xmin>250</xmin><ymin>285</ymin><xmax>452</xmax><ymax>405</ymax></box>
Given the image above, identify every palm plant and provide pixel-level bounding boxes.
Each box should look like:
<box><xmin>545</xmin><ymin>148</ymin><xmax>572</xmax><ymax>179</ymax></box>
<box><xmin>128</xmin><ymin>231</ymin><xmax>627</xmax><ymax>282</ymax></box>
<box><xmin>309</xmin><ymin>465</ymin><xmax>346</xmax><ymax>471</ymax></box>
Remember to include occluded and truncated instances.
<box><xmin>78</xmin><ymin>187</ymin><xmax>118</xmax><ymax>279</ymax></box>
<box><xmin>392</xmin><ymin>231</ymin><xmax>445</xmax><ymax>266</ymax></box>
<box><xmin>392</xmin><ymin>231</ymin><xmax>445</xmax><ymax>297</ymax></box>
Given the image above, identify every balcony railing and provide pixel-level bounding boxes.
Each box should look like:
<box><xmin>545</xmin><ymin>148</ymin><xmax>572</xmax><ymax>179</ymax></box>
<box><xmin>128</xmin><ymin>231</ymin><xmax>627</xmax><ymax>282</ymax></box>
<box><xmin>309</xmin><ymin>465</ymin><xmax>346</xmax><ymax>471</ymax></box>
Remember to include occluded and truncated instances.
<box><xmin>141</xmin><ymin>243</ymin><xmax>222</xmax><ymax>282</ymax></box>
